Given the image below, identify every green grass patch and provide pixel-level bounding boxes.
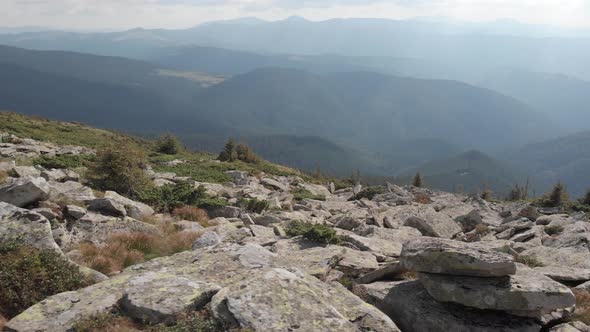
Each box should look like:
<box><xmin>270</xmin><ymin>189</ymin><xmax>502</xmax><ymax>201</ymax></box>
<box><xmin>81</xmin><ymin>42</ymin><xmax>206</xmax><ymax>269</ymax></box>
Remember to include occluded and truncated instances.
<box><xmin>286</xmin><ymin>221</ymin><xmax>342</xmax><ymax>245</ymax></box>
<box><xmin>349</xmin><ymin>186</ymin><xmax>385</xmax><ymax>201</ymax></box>
<box><xmin>33</xmin><ymin>154</ymin><xmax>95</xmax><ymax>169</ymax></box>
<box><xmin>291</xmin><ymin>187</ymin><xmax>326</xmax><ymax>201</ymax></box>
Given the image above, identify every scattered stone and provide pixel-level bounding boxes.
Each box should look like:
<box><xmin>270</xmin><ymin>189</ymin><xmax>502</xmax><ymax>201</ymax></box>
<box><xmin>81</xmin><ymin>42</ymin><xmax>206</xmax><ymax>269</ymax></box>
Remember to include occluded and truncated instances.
<box><xmin>0</xmin><ymin>177</ymin><xmax>50</xmax><ymax>207</ymax></box>
<box><xmin>192</xmin><ymin>231</ymin><xmax>222</xmax><ymax>249</ymax></box>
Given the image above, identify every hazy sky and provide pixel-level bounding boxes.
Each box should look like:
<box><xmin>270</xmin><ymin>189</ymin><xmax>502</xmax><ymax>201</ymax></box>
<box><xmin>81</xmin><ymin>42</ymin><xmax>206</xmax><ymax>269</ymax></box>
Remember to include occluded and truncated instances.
<box><xmin>3</xmin><ymin>0</ymin><xmax>590</xmax><ymax>30</ymax></box>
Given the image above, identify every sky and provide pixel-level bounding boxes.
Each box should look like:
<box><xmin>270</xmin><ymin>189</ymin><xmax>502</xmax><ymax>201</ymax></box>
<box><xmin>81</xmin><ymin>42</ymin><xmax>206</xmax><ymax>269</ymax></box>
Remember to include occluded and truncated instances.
<box><xmin>2</xmin><ymin>0</ymin><xmax>590</xmax><ymax>31</ymax></box>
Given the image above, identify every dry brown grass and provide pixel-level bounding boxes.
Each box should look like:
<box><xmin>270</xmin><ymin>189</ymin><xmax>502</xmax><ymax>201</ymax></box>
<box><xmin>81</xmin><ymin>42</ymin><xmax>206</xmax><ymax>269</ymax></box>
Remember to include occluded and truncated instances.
<box><xmin>0</xmin><ymin>314</ymin><xmax>7</xmax><ymax>330</ymax></box>
<box><xmin>0</xmin><ymin>171</ymin><xmax>7</xmax><ymax>184</ymax></box>
<box><xmin>414</xmin><ymin>193</ymin><xmax>433</xmax><ymax>204</ymax></box>
<box><xmin>399</xmin><ymin>271</ymin><xmax>418</xmax><ymax>281</ymax></box>
<box><xmin>172</xmin><ymin>206</ymin><xmax>209</xmax><ymax>224</ymax></box>
<box><xmin>573</xmin><ymin>289</ymin><xmax>590</xmax><ymax>325</ymax></box>
<box><xmin>73</xmin><ymin>312</ymin><xmax>140</xmax><ymax>332</ymax></box>
<box><xmin>75</xmin><ymin>229</ymin><xmax>202</xmax><ymax>276</ymax></box>
<box><xmin>475</xmin><ymin>223</ymin><xmax>490</xmax><ymax>235</ymax></box>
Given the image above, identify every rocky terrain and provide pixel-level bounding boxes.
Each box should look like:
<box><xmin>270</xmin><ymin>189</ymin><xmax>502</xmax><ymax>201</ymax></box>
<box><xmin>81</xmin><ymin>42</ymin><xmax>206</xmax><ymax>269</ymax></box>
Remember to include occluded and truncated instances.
<box><xmin>1</xmin><ymin>129</ymin><xmax>590</xmax><ymax>332</ymax></box>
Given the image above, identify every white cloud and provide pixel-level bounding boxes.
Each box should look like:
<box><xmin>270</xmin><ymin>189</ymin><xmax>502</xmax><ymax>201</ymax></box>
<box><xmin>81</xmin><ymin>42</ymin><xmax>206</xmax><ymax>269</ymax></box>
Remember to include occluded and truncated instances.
<box><xmin>1</xmin><ymin>0</ymin><xmax>589</xmax><ymax>30</ymax></box>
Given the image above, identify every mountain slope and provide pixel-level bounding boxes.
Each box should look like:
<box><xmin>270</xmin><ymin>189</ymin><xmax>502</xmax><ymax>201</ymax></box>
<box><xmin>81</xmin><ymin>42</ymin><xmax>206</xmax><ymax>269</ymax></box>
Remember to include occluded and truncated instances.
<box><xmin>399</xmin><ymin>150</ymin><xmax>521</xmax><ymax>195</ymax></box>
<box><xmin>506</xmin><ymin>131</ymin><xmax>590</xmax><ymax>197</ymax></box>
<box><xmin>195</xmin><ymin>68</ymin><xmax>549</xmax><ymax>155</ymax></box>
<box><xmin>480</xmin><ymin>69</ymin><xmax>590</xmax><ymax>132</ymax></box>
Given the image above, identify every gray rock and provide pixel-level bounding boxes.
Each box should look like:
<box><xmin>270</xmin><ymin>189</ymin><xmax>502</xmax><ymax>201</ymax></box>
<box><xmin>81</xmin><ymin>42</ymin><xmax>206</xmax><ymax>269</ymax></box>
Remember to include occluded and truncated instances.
<box><xmin>0</xmin><ymin>177</ymin><xmax>50</xmax><ymax>207</ymax></box>
<box><xmin>248</xmin><ymin>224</ymin><xmax>276</xmax><ymax>238</ymax></box>
<box><xmin>209</xmin><ymin>206</ymin><xmax>241</xmax><ymax>219</ymax></box>
<box><xmin>88</xmin><ymin>197</ymin><xmax>127</xmax><ymax>217</ymax></box>
<box><xmin>533</xmin><ymin>266</ymin><xmax>590</xmax><ymax>283</ymax></box>
<box><xmin>192</xmin><ymin>231</ymin><xmax>222</xmax><ymax>249</ymax></box>
<box><xmin>343</xmin><ymin>234</ymin><xmax>403</xmax><ymax>259</ymax></box>
<box><xmin>403</xmin><ymin>208</ymin><xmax>462</xmax><ymax>238</ymax></box>
<box><xmin>419</xmin><ymin>271</ymin><xmax>575</xmax><ymax>314</ymax></box>
<box><xmin>275</xmin><ymin>245</ymin><xmax>345</xmax><ymax>280</ymax></box>
<box><xmin>335</xmin><ymin>215</ymin><xmax>363</xmax><ymax>231</ymax></box>
<box><xmin>260</xmin><ymin>177</ymin><xmax>289</xmax><ymax>191</ymax></box>
<box><xmin>41</xmin><ymin>169</ymin><xmax>80</xmax><ymax>182</ymax></box>
<box><xmin>12</xmin><ymin>165</ymin><xmax>41</xmax><ymax>178</ymax></box>
<box><xmin>0</xmin><ymin>160</ymin><xmax>15</xmax><ymax>172</ymax></box>
<box><xmin>210</xmin><ymin>267</ymin><xmax>399</xmax><ymax>332</ymax></box>
<box><xmin>103</xmin><ymin>191</ymin><xmax>154</xmax><ymax>219</ymax></box>
<box><xmin>455</xmin><ymin>209</ymin><xmax>484</xmax><ymax>232</ymax></box>
<box><xmin>400</xmin><ymin>237</ymin><xmax>516</xmax><ymax>277</ymax></box>
<box><xmin>65</xmin><ymin>204</ymin><xmax>87</xmax><ymax>220</ymax></box>
<box><xmin>354</xmin><ymin>281</ymin><xmax>540</xmax><ymax>332</ymax></box>
<box><xmin>253</xmin><ymin>214</ymin><xmax>281</xmax><ymax>226</ymax></box>
<box><xmin>521</xmin><ymin>245</ymin><xmax>590</xmax><ymax>269</ymax></box>
<box><xmin>47</xmin><ymin>181</ymin><xmax>95</xmax><ymax>204</ymax></box>
<box><xmin>226</xmin><ymin>171</ymin><xmax>249</xmax><ymax>186</ymax></box>
<box><xmin>121</xmin><ymin>272</ymin><xmax>221</xmax><ymax>324</ymax></box>
<box><xmin>0</xmin><ymin>202</ymin><xmax>60</xmax><ymax>251</ymax></box>
<box><xmin>356</xmin><ymin>261</ymin><xmax>407</xmax><ymax>284</ymax></box>
<box><xmin>336</xmin><ymin>248</ymin><xmax>379</xmax><ymax>277</ymax></box>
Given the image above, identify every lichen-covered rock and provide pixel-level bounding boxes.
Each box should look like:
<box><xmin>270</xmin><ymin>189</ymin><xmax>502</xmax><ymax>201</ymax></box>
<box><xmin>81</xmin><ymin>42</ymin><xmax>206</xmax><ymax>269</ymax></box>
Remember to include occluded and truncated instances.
<box><xmin>88</xmin><ymin>197</ymin><xmax>127</xmax><ymax>217</ymax></box>
<box><xmin>47</xmin><ymin>180</ymin><xmax>95</xmax><ymax>204</ymax></box>
<box><xmin>0</xmin><ymin>177</ymin><xmax>50</xmax><ymax>207</ymax></box>
<box><xmin>355</xmin><ymin>280</ymin><xmax>540</xmax><ymax>332</ymax></box>
<box><xmin>418</xmin><ymin>271</ymin><xmax>575</xmax><ymax>314</ymax></box>
<box><xmin>210</xmin><ymin>268</ymin><xmax>400</xmax><ymax>332</ymax></box>
<box><xmin>192</xmin><ymin>231</ymin><xmax>222</xmax><ymax>249</ymax></box>
<box><xmin>120</xmin><ymin>272</ymin><xmax>221</xmax><ymax>324</ymax></box>
<box><xmin>533</xmin><ymin>266</ymin><xmax>590</xmax><ymax>283</ymax></box>
<box><xmin>103</xmin><ymin>191</ymin><xmax>154</xmax><ymax>219</ymax></box>
<box><xmin>400</xmin><ymin>237</ymin><xmax>516</xmax><ymax>277</ymax></box>
<box><xmin>403</xmin><ymin>207</ymin><xmax>462</xmax><ymax>238</ymax></box>
<box><xmin>0</xmin><ymin>201</ymin><xmax>60</xmax><ymax>251</ymax></box>
<box><xmin>343</xmin><ymin>233</ymin><xmax>403</xmax><ymax>259</ymax></box>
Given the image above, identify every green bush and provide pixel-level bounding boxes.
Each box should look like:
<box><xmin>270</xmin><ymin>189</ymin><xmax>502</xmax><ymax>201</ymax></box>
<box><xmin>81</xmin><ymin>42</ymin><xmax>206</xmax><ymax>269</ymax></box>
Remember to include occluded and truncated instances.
<box><xmin>156</xmin><ymin>134</ymin><xmax>183</xmax><ymax>155</ymax></box>
<box><xmin>412</xmin><ymin>172</ymin><xmax>423</xmax><ymax>187</ymax></box>
<box><xmin>535</xmin><ymin>182</ymin><xmax>570</xmax><ymax>208</ymax></box>
<box><xmin>218</xmin><ymin>138</ymin><xmax>259</xmax><ymax>164</ymax></box>
<box><xmin>238</xmin><ymin>198</ymin><xmax>269</xmax><ymax>214</ymax></box>
<box><xmin>0</xmin><ymin>240</ymin><xmax>87</xmax><ymax>318</ymax></box>
<box><xmin>291</xmin><ymin>187</ymin><xmax>326</xmax><ymax>202</ymax></box>
<box><xmin>196</xmin><ymin>197</ymin><xmax>228</xmax><ymax>211</ymax></box>
<box><xmin>33</xmin><ymin>154</ymin><xmax>95</xmax><ymax>170</ymax></box>
<box><xmin>87</xmin><ymin>142</ymin><xmax>150</xmax><ymax>197</ymax></box>
<box><xmin>349</xmin><ymin>186</ymin><xmax>385</xmax><ymax>201</ymax></box>
<box><xmin>286</xmin><ymin>221</ymin><xmax>342</xmax><ymax>245</ymax></box>
<box><xmin>138</xmin><ymin>182</ymin><xmax>205</xmax><ymax>213</ymax></box>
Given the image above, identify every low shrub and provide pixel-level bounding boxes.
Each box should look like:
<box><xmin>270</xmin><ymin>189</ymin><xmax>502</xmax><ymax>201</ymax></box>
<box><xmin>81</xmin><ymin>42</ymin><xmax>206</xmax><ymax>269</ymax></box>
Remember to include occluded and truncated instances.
<box><xmin>349</xmin><ymin>186</ymin><xmax>385</xmax><ymax>201</ymax></box>
<box><xmin>33</xmin><ymin>154</ymin><xmax>95</xmax><ymax>169</ymax></box>
<box><xmin>0</xmin><ymin>240</ymin><xmax>88</xmax><ymax>318</ymax></box>
<box><xmin>87</xmin><ymin>142</ymin><xmax>150</xmax><ymax>197</ymax></box>
<box><xmin>286</xmin><ymin>221</ymin><xmax>342</xmax><ymax>245</ymax></box>
<box><xmin>138</xmin><ymin>182</ymin><xmax>205</xmax><ymax>213</ymax></box>
<box><xmin>291</xmin><ymin>187</ymin><xmax>326</xmax><ymax>202</ymax></box>
<box><xmin>238</xmin><ymin>198</ymin><xmax>269</xmax><ymax>214</ymax></box>
<box><xmin>196</xmin><ymin>197</ymin><xmax>228</xmax><ymax>212</ymax></box>
<box><xmin>172</xmin><ymin>206</ymin><xmax>209</xmax><ymax>224</ymax></box>
<box><xmin>155</xmin><ymin>134</ymin><xmax>183</xmax><ymax>155</ymax></box>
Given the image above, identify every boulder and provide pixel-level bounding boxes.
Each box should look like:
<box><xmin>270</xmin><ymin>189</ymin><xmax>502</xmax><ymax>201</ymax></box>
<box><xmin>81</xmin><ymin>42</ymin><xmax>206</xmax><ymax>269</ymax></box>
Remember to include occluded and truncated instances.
<box><xmin>419</xmin><ymin>272</ymin><xmax>575</xmax><ymax>314</ymax></box>
<box><xmin>403</xmin><ymin>208</ymin><xmax>462</xmax><ymax>238</ymax></box>
<box><xmin>533</xmin><ymin>266</ymin><xmax>590</xmax><ymax>283</ymax></box>
<box><xmin>41</xmin><ymin>169</ymin><xmax>80</xmax><ymax>182</ymax></box>
<box><xmin>12</xmin><ymin>165</ymin><xmax>41</xmax><ymax>178</ymax></box>
<box><xmin>121</xmin><ymin>272</ymin><xmax>221</xmax><ymax>325</ymax></box>
<box><xmin>343</xmin><ymin>234</ymin><xmax>403</xmax><ymax>259</ymax></box>
<box><xmin>225</xmin><ymin>171</ymin><xmax>249</xmax><ymax>186</ymax></box>
<box><xmin>0</xmin><ymin>160</ymin><xmax>15</xmax><ymax>172</ymax></box>
<box><xmin>103</xmin><ymin>191</ymin><xmax>154</xmax><ymax>219</ymax></box>
<box><xmin>0</xmin><ymin>202</ymin><xmax>60</xmax><ymax>251</ymax></box>
<box><xmin>455</xmin><ymin>209</ymin><xmax>483</xmax><ymax>232</ymax></box>
<box><xmin>88</xmin><ymin>197</ymin><xmax>127</xmax><ymax>217</ymax></box>
<box><xmin>336</xmin><ymin>248</ymin><xmax>379</xmax><ymax>277</ymax></box>
<box><xmin>0</xmin><ymin>177</ymin><xmax>50</xmax><ymax>207</ymax></box>
<box><xmin>253</xmin><ymin>214</ymin><xmax>282</xmax><ymax>226</ymax></box>
<box><xmin>275</xmin><ymin>246</ymin><xmax>345</xmax><ymax>280</ymax></box>
<box><xmin>210</xmin><ymin>267</ymin><xmax>399</xmax><ymax>332</ymax></box>
<box><xmin>192</xmin><ymin>231</ymin><xmax>222</xmax><ymax>249</ymax></box>
<box><xmin>400</xmin><ymin>237</ymin><xmax>516</xmax><ymax>277</ymax></box>
<box><xmin>47</xmin><ymin>181</ymin><xmax>95</xmax><ymax>204</ymax></box>
<box><xmin>260</xmin><ymin>177</ymin><xmax>289</xmax><ymax>191</ymax></box>
<box><xmin>521</xmin><ymin>245</ymin><xmax>590</xmax><ymax>269</ymax></box>
<box><xmin>209</xmin><ymin>206</ymin><xmax>241</xmax><ymax>219</ymax></box>
<box><xmin>64</xmin><ymin>205</ymin><xmax>87</xmax><ymax>220</ymax></box>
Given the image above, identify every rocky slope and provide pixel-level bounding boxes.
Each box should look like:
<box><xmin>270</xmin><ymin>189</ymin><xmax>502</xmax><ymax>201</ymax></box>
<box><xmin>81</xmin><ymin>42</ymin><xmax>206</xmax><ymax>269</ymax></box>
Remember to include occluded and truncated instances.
<box><xmin>1</xmin><ymin>129</ymin><xmax>590</xmax><ymax>332</ymax></box>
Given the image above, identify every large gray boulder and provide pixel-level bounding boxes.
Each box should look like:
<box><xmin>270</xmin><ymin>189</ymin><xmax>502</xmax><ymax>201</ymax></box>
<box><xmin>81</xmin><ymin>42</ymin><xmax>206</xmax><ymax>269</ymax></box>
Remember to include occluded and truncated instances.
<box><xmin>120</xmin><ymin>272</ymin><xmax>221</xmax><ymax>324</ymax></box>
<box><xmin>403</xmin><ymin>207</ymin><xmax>462</xmax><ymax>238</ymax></box>
<box><xmin>88</xmin><ymin>197</ymin><xmax>127</xmax><ymax>217</ymax></box>
<box><xmin>418</xmin><ymin>271</ymin><xmax>575</xmax><ymax>314</ymax></box>
<box><xmin>400</xmin><ymin>237</ymin><xmax>516</xmax><ymax>277</ymax></box>
<box><xmin>103</xmin><ymin>191</ymin><xmax>154</xmax><ymax>219</ymax></box>
<box><xmin>47</xmin><ymin>181</ymin><xmax>95</xmax><ymax>204</ymax></box>
<box><xmin>210</xmin><ymin>267</ymin><xmax>400</xmax><ymax>332</ymax></box>
<box><xmin>354</xmin><ymin>280</ymin><xmax>540</xmax><ymax>332</ymax></box>
<box><xmin>0</xmin><ymin>177</ymin><xmax>50</xmax><ymax>207</ymax></box>
<box><xmin>0</xmin><ymin>201</ymin><xmax>60</xmax><ymax>251</ymax></box>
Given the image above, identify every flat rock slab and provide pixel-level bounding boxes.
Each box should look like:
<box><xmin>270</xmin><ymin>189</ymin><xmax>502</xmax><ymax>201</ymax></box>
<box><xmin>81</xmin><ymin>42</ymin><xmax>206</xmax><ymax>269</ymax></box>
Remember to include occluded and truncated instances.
<box><xmin>211</xmin><ymin>267</ymin><xmax>400</xmax><ymax>332</ymax></box>
<box><xmin>275</xmin><ymin>245</ymin><xmax>345</xmax><ymax>280</ymax></box>
<box><xmin>344</xmin><ymin>234</ymin><xmax>403</xmax><ymax>258</ymax></box>
<box><xmin>402</xmin><ymin>207</ymin><xmax>462</xmax><ymax>238</ymax></box>
<box><xmin>400</xmin><ymin>237</ymin><xmax>516</xmax><ymax>277</ymax></box>
<box><xmin>0</xmin><ymin>177</ymin><xmax>50</xmax><ymax>207</ymax></box>
<box><xmin>534</xmin><ymin>266</ymin><xmax>590</xmax><ymax>283</ymax></box>
<box><xmin>355</xmin><ymin>280</ymin><xmax>540</xmax><ymax>332</ymax></box>
<box><xmin>0</xmin><ymin>202</ymin><xmax>60</xmax><ymax>251</ymax></box>
<box><xmin>419</xmin><ymin>271</ymin><xmax>575</xmax><ymax>313</ymax></box>
<box><xmin>121</xmin><ymin>272</ymin><xmax>221</xmax><ymax>324</ymax></box>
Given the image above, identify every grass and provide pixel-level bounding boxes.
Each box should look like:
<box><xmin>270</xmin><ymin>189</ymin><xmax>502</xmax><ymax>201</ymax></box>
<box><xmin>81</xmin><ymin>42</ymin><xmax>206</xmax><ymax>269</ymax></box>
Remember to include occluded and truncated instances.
<box><xmin>33</xmin><ymin>154</ymin><xmax>95</xmax><ymax>169</ymax></box>
<box><xmin>172</xmin><ymin>206</ymin><xmax>209</xmax><ymax>224</ymax></box>
<box><xmin>291</xmin><ymin>187</ymin><xmax>326</xmax><ymax>202</ymax></box>
<box><xmin>74</xmin><ymin>224</ymin><xmax>202</xmax><ymax>275</ymax></box>
<box><xmin>0</xmin><ymin>112</ymin><xmax>143</xmax><ymax>149</ymax></box>
<box><xmin>0</xmin><ymin>239</ymin><xmax>89</xmax><ymax>319</ymax></box>
<box><xmin>286</xmin><ymin>221</ymin><xmax>342</xmax><ymax>245</ymax></box>
<box><xmin>573</xmin><ymin>289</ymin><xmax>590</xmax><ymax>325</ymax></box>
<box><xmin>0</xmin><ymin>171</ymin><xmax>7</xmax><ymax>184</ymax></box>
